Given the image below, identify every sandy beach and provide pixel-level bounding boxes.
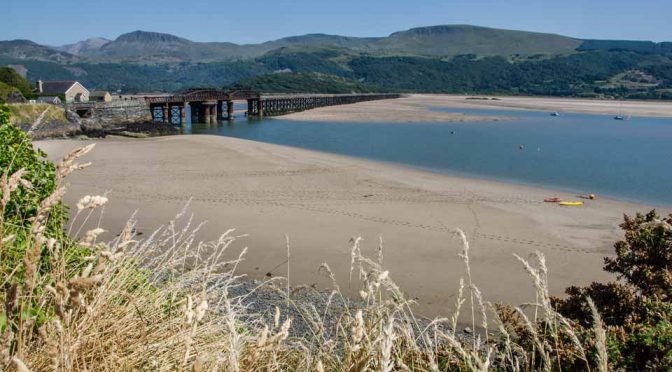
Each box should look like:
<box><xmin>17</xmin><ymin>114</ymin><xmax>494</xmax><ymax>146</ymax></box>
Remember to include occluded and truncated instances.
<box><xmin>37</xmin><ymin>134</ymin><xmax>667</xmax><ymax>318</ymax></box>
<box><xmin>278</xmin><ymin>94</ymin><xmax>672</xmax><ymax>122</ymax></box>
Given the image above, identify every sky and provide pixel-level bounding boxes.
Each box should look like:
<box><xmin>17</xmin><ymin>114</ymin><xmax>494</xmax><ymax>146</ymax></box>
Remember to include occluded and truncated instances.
<box><xmin>3</xmin><ymin>0</ymin><xmax>672</xmax><ymax>45</ymax></box>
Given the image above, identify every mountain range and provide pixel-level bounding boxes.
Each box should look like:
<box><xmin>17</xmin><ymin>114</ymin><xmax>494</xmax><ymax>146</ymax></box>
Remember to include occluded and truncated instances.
<box><xmin>7</xmin><ymin>25</ymin><xmax>668</xmax><ymax>63</ymax></box>
<box><xmin>1</xmin><ymin>25</ymin><xmax>671</xmax><ymax>98</ymax></box>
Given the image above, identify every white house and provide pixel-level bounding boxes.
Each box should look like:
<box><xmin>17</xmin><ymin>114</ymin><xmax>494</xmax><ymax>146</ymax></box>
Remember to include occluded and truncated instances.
<box><xmin>36</xmin><ymin>80</ymin><xmax>90</xmax><ymax>103</ymax></box>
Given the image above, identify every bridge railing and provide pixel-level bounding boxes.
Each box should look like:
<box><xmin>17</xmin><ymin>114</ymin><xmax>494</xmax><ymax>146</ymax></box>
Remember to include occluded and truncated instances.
<box><xmin>258</xmin><ymin>93</ymin><xmax>401</xmax><ymax>116</ymax></box>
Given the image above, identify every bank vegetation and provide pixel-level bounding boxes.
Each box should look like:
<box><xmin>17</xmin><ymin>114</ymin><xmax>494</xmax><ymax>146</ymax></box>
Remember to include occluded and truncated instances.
<box><xmin>0</xmin><ymin>104</ymin><xmax>670</xmax><ymax>370</ymax></box>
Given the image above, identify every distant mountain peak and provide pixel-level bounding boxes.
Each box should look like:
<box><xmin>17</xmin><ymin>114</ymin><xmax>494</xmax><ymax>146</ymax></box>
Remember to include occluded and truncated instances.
<box><xmin>391</xmin><ymin>24</ymin><xmax>481</xmax><ymax>36</ymax></box>
<box><xmin>58</xmin><ymin>37</ymin><xmax>110</xmax><ymax>55</ymax></box>
<box><xmin>115</xmin><ymin>31</ymin><xmax>190</xmax><ymax>44</ymax></box>
<box><xmin>5</xmin><ymin>39</ymin><xmax>41</xmax><ymax>46</ymax></box>
<box><xmin>389</xmin><ymin>24</ymin><xmax>564</xmax><ymax>38</ymax></box>
<box><xmin>376</xmin><ymin>24</ymin><xmax>582</xmax><ymax>56</ymax></box>
<box><xmin>0</xmin><ymin>39</ymin><xmax>76</xmax><ymax>63</ymax></box>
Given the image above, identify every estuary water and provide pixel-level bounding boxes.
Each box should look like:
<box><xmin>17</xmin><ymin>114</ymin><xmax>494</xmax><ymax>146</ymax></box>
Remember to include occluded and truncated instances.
<box><xmin>180</xmin><ymin>106</ymin><xmax>672</xmax><ymax>206</ymax></box>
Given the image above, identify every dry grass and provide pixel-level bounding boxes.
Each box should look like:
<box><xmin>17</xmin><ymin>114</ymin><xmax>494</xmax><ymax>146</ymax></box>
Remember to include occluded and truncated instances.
<box><xmin>0</xmin><ymin>144</ymin><xmax>610</xmax><ymax>371</ymax></box>
<box><xmin>7</xmin><ymin>104</ymin><xmax>66</xmax><ymax>127</ymax></box>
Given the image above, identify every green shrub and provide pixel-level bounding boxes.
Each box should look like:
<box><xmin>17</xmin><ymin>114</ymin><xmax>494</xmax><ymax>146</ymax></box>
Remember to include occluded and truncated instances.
<box><xmin>0</xmin><ymin>104</ymin><xmax>86</xmax><ymax>282</ymax></box>
<box><xmin>0</xmin><ymin>81</ymin><xmax>24</xmax><ymax>103</ymax></box>
<box><xmin>1</xmin><ymin>104</ymin><xmax>60</xmax><ymax>227</ymax></box>
<box><xmin>554</xmin><ymin>210</ymin><xmax>672</xmax><ymax>370</ymax></box>
<box><xmin>606</xmin><ymin>211</ymin><xmax>672</xmax><ymax>301</ymax></box>
<box><xmin>0</xmin><ymin>67</ymin><xmax>34</xmax><ymax>99</ymax></box>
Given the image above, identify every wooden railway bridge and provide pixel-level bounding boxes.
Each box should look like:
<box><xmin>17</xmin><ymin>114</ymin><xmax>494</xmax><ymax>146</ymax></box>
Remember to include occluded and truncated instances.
<box><xmin>144</xmin><ymin>89</ymin><xmax>401</xmax><ymax>124</ymax></box>
<box><xmin>144</xmin><ymin>89</ymin><xmax>260</xmax><ymax>124</ymax></box>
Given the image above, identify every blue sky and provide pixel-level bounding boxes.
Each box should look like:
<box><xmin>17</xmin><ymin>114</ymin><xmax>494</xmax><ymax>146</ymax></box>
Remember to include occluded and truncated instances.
<box><xmin>4</xmin><ymin>0</ymin><xmax>672</xmax><ymax>45</ymax></box>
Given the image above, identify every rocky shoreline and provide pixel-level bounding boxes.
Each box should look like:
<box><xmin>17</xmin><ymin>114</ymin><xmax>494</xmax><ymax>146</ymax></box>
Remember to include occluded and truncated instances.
<box><xmin>10</xmin><ymin>104</ymin><xmax>178</xmax><ymax>139</ymax></box>
<box><xmin>79</xmin><ymin>120</ymin><xmax>179</xmax><ymax>139</ymax></box>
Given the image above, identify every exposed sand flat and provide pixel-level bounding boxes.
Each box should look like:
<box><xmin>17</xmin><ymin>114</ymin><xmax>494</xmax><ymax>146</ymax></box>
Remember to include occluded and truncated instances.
<box><xmin>37</xmin><ymin>136</ymin><xmax>668</xmax><ymax>317</ymax></box>
<box><xmin>277</xmin><ymin>96</ymin><xmax>504</xmax><ymax>122</ymax></box>
<box><xmin>278</xmin><ymin>94</ymin><xmax>672</xmax><ymax>122</ymax></box>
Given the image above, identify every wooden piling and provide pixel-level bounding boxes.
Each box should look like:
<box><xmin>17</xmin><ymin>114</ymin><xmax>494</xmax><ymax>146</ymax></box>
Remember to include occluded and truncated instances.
<box><xmin>227</xmin><ymin>100</ymin><xmax>234</xmax><ymax>120</ymax></box>
<box><xmin>217</xmin><ymin>100</ymin><xmax>224</xmax><ymax>121</ymax></box>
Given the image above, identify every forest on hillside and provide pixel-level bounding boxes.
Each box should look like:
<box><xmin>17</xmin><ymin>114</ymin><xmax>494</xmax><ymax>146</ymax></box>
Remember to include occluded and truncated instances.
<box><xmin>2</xmin><ymin>50</ymin><xmax>672</xmax><ymax>99</ymax></box>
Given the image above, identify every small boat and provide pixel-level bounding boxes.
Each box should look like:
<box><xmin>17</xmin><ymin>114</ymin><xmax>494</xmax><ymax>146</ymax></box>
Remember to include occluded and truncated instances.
<box><xmin>559</xmin><ymin>201</ymin><xmax>583</xmax><ymax>206</ymax></box>
<box><xmin>544</xmin><ymin>197</ymin><xmax>561</xmax><ymax>203</ymax></box>
<box><xmin>550</xmin><ymin>112</ymin><xmax>560</xmax><ymax>117</ymax></box>
<box><xmin>614</xmin><ymin>115</ymin><xmax>626</xmax><ymax>120</ymax></box>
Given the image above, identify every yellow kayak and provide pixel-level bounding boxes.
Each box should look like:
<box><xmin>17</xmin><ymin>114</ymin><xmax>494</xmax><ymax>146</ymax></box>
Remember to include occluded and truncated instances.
<box><xmin>559</xmin><ymin>201</ymin><xmax>583</xmax><ymax>206</ymax></box>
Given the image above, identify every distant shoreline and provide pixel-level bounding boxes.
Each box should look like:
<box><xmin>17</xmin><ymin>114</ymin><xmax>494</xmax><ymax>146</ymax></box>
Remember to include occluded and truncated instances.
<box><xmin>276</xmin><ymin>94</ymin><xmax>672</xmax><ymax>122</ymax></box>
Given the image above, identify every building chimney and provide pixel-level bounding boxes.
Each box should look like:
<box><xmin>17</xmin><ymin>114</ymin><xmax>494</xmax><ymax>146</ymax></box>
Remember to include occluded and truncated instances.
<box><xmin>36</xmin><ymin>80</ymin><xmax>43</xmax><ymax>93</ymax></box>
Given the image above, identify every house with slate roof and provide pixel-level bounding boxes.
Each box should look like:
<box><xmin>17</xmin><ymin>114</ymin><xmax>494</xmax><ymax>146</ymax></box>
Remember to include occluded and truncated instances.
<box><xmin>36</xmin><ymin>80</ymin><xmax>89</xmax><ymax>103</ymax></box>
<box><xmin>90</xmin><ymin>90</ymin><xmax>112</xmax><ymax>102</ymax></box>
<box><xmin>36</xmin><ymin>96</ymin><xmax>62</xmax><ymax>105</ymax></box>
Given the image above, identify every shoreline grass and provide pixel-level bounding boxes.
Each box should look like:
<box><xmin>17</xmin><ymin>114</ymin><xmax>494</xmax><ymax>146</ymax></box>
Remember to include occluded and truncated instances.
<box><xmin>1</xmin><ymin>104</ymin><xmax>669</xmax><ymax>370</ymax></box>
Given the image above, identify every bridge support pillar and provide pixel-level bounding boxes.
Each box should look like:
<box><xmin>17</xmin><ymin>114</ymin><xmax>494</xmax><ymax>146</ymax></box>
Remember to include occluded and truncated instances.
<box><xmin>200</xmin><ymin>103</ymin><xmax>215</xmax><ymax>124</ymax></box>
<box><xmin>202</xmin><ymin>105</ymin><xmax>210</xmax><ymax>123</ymax></box>
<box><xmin>150</xmin><ymin>104</ymin><xmax>159</xmax><ymax>122</ymax></box>
<box><xmin>227</xmin><ymin>100</ymin><xmax>234</xmax><ymax>120</ymax></box>
<box><xmin>257</xmin><ymin>99</ymin><xmax>264</xmax><ymax>117</ymax></box>
<box><xmin>190</xmin><ymin>102</ymin><xmax>201</xmax><ymax>123</ymax></box>
<box><xmin>162</xmin><ymin>104</ymin><xmax>169</xmax><ymax>123</ymax></box>
<box><xmin>216</xmin><ymin>100</ymin><xmax>224</xmax><ymax>121</ymax></box>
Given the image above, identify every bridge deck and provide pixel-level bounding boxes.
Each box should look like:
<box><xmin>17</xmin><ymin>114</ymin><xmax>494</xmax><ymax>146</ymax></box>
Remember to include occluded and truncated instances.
<box><xmin>68</xmin><ymin>90</ymin><xmax>402</xmax><ymax>123</ymax></box>
<box><xmin>144</xmin><ymin>89</ymin><xmax>260</xmax><ymax>104</ymax></box>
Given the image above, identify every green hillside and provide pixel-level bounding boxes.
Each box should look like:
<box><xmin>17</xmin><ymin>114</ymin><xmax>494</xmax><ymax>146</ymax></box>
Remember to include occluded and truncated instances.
<box><xmin>3</xmin><ymin>49</ymin><xmax>672</xmax><ymax>99</ymax></box>
<box><xmin>64</xmin><ymin>31</ymin><xmax>379</xmax><ymax>63</ymax></box>
<box><xmin>229</xmin><ymin>72</ymin><xmax>376</xmax><ymax>93</ymax></box>
<box><xmin>2</xmin><ymin>25</ymin><xmax>588</xmax><ymax>64</ymax></box>
<box><xmin>364</xmin><ymin>25</ymin><xmax>582</xmax><ymax>57</ymax></box>
<box><xmin>257</xmin><ymin>46</ymin><xmax>355</xmax><ymax>77</ymax></box>
<box><xmin>578</xmin><ymin>39</ymin><xmax>672</xmax><ymax>55</ymax></box>
<box><xmin>347</xmin><ymin>51</ymin><xmax>672</xmax><ymax>98</ymax></box>
<box><xmin>0</xmin><ymin>40</ymin><xmax>76</xmax><ymax>63</ymax></box>
<box><xmin>257</xmin><ymin>33</ymin><xmax>380</xmax><ymax>53</ymax></box>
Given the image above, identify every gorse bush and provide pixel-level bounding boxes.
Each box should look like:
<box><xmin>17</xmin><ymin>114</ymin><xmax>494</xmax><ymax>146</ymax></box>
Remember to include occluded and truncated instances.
<box><xmin>0</xmin><ymin>103</ymin><xmax>670</xmax><ymax>370</ymax></box>
<box><xmin>554</xmin><ymin>211</ymin><xmax>672</xmax><ymax>370</ymax></box>
<box><xmin>607</xmin><ymin>211</ymin><xmax>672</xmax><ymax>301</ymax></box>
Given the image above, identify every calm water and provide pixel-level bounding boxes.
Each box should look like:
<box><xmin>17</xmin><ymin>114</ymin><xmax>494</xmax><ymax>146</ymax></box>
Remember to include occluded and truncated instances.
<box><xmin>178</xmin><ymin>105</ymin><xmax>672</xmax><ymax>206</ymax></box>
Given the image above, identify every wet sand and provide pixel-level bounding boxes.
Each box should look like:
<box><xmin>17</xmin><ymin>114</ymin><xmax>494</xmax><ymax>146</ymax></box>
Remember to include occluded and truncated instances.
<box><xmin>278</xmin><ymin>94</ymin><xmax>672</xmax><ymax>122</ymax></box>
<box><xmin>37</xmin><ymin>135</ymin><xmax>667</xmax><ymax>317</ymax></box>
<box><xmin>277</xmin><ymin>95</ymin><xmax>503</xmax><ymax>122</ymax></box>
